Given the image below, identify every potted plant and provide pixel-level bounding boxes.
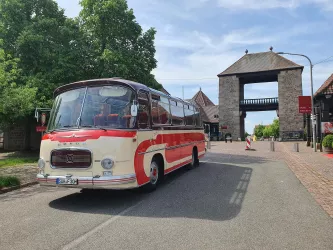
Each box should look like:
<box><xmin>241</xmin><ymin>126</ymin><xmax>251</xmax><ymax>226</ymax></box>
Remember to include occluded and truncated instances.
<box><xmin>322</xmin><ymin>134</ymin><xmax>333</xmax><ymax>153</ymax></box>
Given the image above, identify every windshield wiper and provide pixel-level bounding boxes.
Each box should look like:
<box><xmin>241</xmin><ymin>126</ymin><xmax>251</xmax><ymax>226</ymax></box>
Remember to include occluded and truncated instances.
<box><xmin>81</xmin><ymin>125</ymin><xmax>107</xmax><ymax>131</ymax></box>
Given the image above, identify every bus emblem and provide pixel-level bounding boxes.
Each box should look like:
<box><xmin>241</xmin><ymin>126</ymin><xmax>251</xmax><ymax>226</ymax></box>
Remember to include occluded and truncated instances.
<box><xmin>66</xmin><ymin>154</ymin><xmax>74</xmax><ymax>164</ymax></box>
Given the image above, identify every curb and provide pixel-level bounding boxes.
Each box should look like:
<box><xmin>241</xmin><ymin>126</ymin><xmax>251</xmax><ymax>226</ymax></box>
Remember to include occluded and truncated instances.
<box><xmin>0</xmin><ymin>181</ymin><xmax>38</xmax><ymax>195</ymax></box>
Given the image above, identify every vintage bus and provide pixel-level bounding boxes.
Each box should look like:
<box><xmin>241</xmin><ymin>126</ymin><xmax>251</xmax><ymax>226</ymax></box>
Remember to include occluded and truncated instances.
<box><xmin>37</xmin><ymin>78</ymin><xmax>206</xmax><ymax>191</ymax></box>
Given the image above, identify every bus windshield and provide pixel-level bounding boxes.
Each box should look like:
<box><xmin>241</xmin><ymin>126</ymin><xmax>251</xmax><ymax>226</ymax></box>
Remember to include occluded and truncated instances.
<box><xmin>47</xmin><ymin>85</ymin><xmax>136</xmax><ymax>131</ymax></box>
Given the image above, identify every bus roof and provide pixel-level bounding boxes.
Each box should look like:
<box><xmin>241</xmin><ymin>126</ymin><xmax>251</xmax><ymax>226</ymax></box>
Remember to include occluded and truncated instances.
<box><xmin>54</xmin><ymin>78</ymin><xmax>197</xmax><ymax>108</ymax></box>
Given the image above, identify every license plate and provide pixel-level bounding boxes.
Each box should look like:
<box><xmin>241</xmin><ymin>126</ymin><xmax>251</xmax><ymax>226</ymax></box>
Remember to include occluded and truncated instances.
<box><xmin>56</xmin><ymin>178</ymin><xmax>78</xmax><ymax>185</ymax></box>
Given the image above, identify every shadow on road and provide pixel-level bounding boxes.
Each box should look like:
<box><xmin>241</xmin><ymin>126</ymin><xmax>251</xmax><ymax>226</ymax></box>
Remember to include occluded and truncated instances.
<box><xmin>49</xmin><ymin>162</ymin><xmax>252</xmax><ymax>221</ymax></box>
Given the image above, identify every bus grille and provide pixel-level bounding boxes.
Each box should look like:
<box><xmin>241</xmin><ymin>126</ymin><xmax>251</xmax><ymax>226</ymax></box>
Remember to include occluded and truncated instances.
<box><xmin>51</xmin><ymin>149</ymin><xmax>92</xmax><ymax>168</ymax></box>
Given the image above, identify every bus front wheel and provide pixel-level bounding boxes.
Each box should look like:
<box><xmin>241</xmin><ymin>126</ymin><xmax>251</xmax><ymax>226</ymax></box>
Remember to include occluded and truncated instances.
<box><xmin>144</xmin><ymin>160</ymin><xmax>161</xmax><ymax>192</ymax></box>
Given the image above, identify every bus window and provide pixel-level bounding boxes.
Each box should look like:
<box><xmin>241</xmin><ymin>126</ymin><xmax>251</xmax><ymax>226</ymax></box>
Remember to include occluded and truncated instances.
<box><xmin>152</xmin><ymin>100</ymin><xmax>160</xmax><ymax>124</ymax></box>
<box><xmin>138</xmin><ymin>91</ymin><xmax>150</xmax><ymax>129</ymax></box>
<box><xmin>170</xmin><ymin>100</ymin><xmax>184</xmax><ymax>125</ymax></box>
<box><xmin>184</xmin><ymin>105</ymin><xmax>195</xmax><ymax>126</ymax></box>
<box><xmin>158</xmin><ymin>97</ymin><xmax>171</xmax><ymax>125</ymax></box>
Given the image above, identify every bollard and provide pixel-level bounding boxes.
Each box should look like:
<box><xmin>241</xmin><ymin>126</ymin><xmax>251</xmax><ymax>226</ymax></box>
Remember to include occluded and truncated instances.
<box><xmin>245</xmin><ymin>137</ymin><xmax>251</xmax><ymax>150</ymax></box>
<box><xmin>207</xmin><ymin>140</ymin><xmax>211</xmax><ymax>150</ymax></box>
<box><xmin>293</xmin><ymin>142</ymin><xmax>299</xmax><ymax>152</ymax></box>
<box><xmin>270</xmin><ymin>141</ymin><xmax>275</xmax><ymax>152</ymax></box>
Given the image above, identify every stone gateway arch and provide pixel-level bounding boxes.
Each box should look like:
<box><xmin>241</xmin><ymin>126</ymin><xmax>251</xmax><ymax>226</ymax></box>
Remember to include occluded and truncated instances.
<box><xmin>218</xmin><ymin>51</ymin><xmax>304</xmax><ymax>141</ymax></box>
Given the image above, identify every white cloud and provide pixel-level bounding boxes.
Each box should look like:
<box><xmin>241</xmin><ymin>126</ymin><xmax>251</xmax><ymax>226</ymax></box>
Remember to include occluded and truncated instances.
<box><xmin>217</xmin><ymin>0</ymin><xmax>297</xmax><ymax>10</ymax></box>
<box><xmin>216</xmin><ymin>0</ymin><xmax>333</xmax><ymax>11</ymax></box>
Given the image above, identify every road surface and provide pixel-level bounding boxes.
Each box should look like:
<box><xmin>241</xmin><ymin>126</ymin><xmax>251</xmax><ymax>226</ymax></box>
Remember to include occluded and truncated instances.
<box><xmin>1</xmin><ymin>146</ymin><xmax>333</xmax><ymax>250</ymax></box>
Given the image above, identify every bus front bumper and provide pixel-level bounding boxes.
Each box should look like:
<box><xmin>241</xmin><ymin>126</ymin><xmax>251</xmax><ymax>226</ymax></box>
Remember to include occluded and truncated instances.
<box><xmin>36</xmin><ymin>173</ymin><xmax>137</xmax><ymax>189</ymax></box>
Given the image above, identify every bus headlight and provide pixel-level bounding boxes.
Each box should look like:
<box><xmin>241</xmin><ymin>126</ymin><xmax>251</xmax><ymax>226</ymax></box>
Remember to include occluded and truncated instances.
<box><xmin>101</xmin><ymin>158</ymin><xmax>114</xmax><ymax>170</ymax></box>
<box><xmin>38</xmin><ymin>158</ymin><xmax>45</xmax><ymax>169</ymax></box>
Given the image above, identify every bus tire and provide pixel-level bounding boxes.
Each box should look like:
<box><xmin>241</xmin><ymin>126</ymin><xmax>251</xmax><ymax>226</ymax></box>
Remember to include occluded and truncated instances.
<box><xmin>144</xmin><ymin>159</ymin><xmax>161</xmax><ymax>192</ymax></box>
<box><xmin>187</xmin><ymin>147</ymin><xmax>199</xmax><ymax>170</ymax></box>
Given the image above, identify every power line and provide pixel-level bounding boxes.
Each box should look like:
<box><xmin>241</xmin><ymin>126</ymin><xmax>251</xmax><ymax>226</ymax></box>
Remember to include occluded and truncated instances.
<box><xmin>157</xmin><ymin>77</ymin><xmax>216</xmax><ymax>81</ymax></box>
<box><xmin>157</xmin><ymin>55</ymin><xmax>333</xmax><ymax>82</ymax></box>
<box><xmin>313</xmin><ymin>55</ymin><xmax>333</xmax><ymax>66</ymax></box>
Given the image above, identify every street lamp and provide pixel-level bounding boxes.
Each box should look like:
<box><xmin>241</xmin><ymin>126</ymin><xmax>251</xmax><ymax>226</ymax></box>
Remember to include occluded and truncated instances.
<box><xmin>276</xmin><ymin>52</ymin><xmax>317</xmax><ymax>152</ymax></box>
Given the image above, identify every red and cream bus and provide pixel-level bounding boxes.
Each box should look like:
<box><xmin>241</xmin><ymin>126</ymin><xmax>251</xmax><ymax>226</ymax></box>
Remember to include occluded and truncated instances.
<box><xmin>37</xmin><ymin>78</ymin><xmax>206</xmax><ymax>191</ymax></box>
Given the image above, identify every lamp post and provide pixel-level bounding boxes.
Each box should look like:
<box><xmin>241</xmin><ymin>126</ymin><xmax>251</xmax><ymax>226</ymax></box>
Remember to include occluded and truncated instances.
<box><xmin>276</xmin><ymin>52</ymin><xmax>317</xmax><ymax>152</ymax></box>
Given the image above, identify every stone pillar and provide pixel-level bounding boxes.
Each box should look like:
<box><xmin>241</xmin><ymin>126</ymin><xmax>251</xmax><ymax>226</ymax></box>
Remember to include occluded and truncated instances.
<box><xmin>240</xmin><ymin>113</ymin><xmax>245</xmax><ymax>139</ymax></box>
<box><xmin>278</xmin><ymin>69</ymin><xmax>304</xmax><ymax>140</ymax></box>
<box><xmin>219</xmin><ymin>75</ymin><xmax>240</xmax><ymax>140</ymax></box>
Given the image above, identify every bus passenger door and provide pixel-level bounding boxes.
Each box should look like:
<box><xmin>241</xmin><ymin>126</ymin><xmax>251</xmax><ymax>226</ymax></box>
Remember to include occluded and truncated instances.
<box><xmin>136</xmin><ymin>90</ymin><xmax>153</xmax><ymax>150</ymax></box>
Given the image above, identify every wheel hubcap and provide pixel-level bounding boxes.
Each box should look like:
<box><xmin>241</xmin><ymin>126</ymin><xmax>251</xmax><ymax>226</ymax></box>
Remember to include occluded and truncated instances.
<box><xmin>150</xmin><ymin>162</ymin><xmax>159</xmax><ymax>185</ymax></box>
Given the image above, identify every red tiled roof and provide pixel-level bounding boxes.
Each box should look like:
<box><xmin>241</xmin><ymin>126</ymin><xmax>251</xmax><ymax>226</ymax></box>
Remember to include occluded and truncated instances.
<box><xmin>190</xmin><ymin>89</ymin><xmax>218</xmax><ymax>123</ymax></box>
<box><xmin>314</xmin><ymin>74</ymin><xmax>333</xmax><ymax>97</ymax></box>
<box><xmin>191</xmin><ymin>89</ymin><xmax>215</xmax><ymax>107</ymax></box>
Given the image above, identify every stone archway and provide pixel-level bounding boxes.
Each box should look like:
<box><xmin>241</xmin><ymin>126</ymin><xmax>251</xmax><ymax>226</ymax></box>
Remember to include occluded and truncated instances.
<box><xmin>218</xmin><ymin>51</ymin><xmax>304</xmax><ymax>141</ymax></box>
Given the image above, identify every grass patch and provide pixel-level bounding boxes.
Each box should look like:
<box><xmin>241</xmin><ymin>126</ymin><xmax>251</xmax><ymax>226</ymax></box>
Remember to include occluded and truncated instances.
<box><xmin>0</xmin><ymin>157</ymin><xmax>38</xmax><ymax>168</ymax></box>
<box><xmin>0</xmin><ymin>176</ymin><xmax>20</xmax><ymax>188</ymax></box>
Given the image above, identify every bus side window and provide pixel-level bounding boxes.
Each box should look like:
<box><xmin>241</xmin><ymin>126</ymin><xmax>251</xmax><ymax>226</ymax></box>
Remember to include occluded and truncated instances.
<box><xmin>158</xmin><ymin>97</ymin><xmax>171</xmax><ymax>125</ymax></box>
<box><xmin>152</xmin><ymin>100</ymin><xmax>160</xmax><ymax>124</ymax></box>
<box><xmin>185</xmin><ymin>105</ymin><xmax>194</xmax><ymax>126</ymax></box>
<box><xmin>138</xmin><ymin>91</ymin><xmax>150</xmax><ymax>129</ymax></box>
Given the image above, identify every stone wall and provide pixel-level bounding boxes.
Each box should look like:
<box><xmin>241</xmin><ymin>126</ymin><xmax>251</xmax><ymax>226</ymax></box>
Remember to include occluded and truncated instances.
<box><xmin>4</xmin><ymin>127</ymin><xmax>26</xmax><ymax>150</ymax></box>
<box><xmin>278</xmin><ymin>69</ymin><xmax>304</xmax><ymax>140</ymax></box>
<box><xmin>219</xmin><ymin>75</ymin><xmax>241</xmax><ymax>140</ymax></box>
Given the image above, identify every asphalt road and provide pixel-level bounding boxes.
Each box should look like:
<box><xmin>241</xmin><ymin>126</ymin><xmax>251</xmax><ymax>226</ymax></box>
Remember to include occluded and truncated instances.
<box><xmin>1</xmin><ymin>150</ymin><xmax>333</xmax><ymax>250</ymax></box>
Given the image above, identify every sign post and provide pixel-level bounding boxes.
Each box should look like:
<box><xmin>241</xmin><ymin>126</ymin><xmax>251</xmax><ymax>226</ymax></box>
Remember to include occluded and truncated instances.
<box><xmin>35</xmin><ymin>110</ymin><xmax>50</xmax><ymax>136</ymax></box>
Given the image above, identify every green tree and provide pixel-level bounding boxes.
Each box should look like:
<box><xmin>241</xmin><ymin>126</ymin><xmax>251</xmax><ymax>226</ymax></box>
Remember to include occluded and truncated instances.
<box><xmin>0</xmin><ymin>44</ymin><xmax>37</xmax><ymax>128</ymax></box>
<box><xmin>79</xmin><ymin>0</ymin><xmax>161</xmax><ymax>89</ymax></box>
<box><xmin>270</xmin><ymin>118</ymin><xmax>279</xmax><ymax>137</ymax></box>
<box><xmin>0</xmin><ymin>0</ymin><xmax>161</xmax><ymax>129</ymax></box>
<box><xmin>0</xmin><ymin>0</ymin><xmax>89</xmax><ymax>107</ymax></box>
<box><xmin>263</xmin><ymin>126</ymin><xmax>272</xmax><ymax>138</ymax></box>
<box><xmin>254</xmin><ymin>124</ymin><xmax>265</xmax><ymax>138</ymax></box>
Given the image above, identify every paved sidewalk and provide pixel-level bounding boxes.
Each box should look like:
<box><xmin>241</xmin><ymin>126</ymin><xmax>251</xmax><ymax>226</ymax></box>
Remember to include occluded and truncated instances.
<box><xmin>208</xmin><ymin>141</ymin><xmax>333</xmax><ymax>218</ymax></box>
<box><xmin>280</xmin><ymin>142</ymin><xmax>333</xmax><ymax>218</ymax></box>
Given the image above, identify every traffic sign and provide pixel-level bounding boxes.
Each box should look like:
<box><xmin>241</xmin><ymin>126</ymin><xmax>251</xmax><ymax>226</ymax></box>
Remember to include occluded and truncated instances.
<box><xmin>298</xmin><ymin>96</ymin><xmax>312</xmax><ymax>114</ymax></box>
<box><xmin>36</xmin><ymin>126</ymin><xmax>47</xmax><ymax>132</ymax></box>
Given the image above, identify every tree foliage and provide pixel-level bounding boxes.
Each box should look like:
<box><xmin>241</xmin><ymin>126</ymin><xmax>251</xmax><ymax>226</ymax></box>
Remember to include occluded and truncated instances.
<box><xmin>79</xmin><ymin>0</ymin><xmax>161</xmax><ymax>89</ymax></box>
<box><xmin>0</xmin><ymin>44</ymin><xmax>37</xmax><ymax>128</ymax></box>
<box><xmin>257</xmin><ymin>119</ymin><xmax>280</xmax><ymax>138</ymax></box>
<box><xmin>0</xmin><ymin>0</ymin><xmax>161</xmax><ymax>128</ymax></box>
<box><xmin>254</xmin><ymin>124</ymin><xmax>265</xmax><ymax>138</ymax></box>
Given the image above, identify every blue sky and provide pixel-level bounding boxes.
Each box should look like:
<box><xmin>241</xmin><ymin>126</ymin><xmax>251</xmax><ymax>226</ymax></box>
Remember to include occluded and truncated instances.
<box><xmin>56</xmin><ymin>0</ymin><xmax>333</xmax><ymax>133</ymax></box>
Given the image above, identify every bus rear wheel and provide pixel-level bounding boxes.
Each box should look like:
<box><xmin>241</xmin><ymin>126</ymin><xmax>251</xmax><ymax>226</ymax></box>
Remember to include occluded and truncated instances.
<box><xmin>187</xmin><ymin>147</ymin><xmax>199</xmax><ymax>170</ymax></box>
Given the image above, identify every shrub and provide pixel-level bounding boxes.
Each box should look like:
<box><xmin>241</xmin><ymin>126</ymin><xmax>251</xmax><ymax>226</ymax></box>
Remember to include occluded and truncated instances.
<box><xmin>322</xmin><ymin>134</ymin><xmax>333</xmax><ymax>148</ymax></box>
<box><xmin>0</xmin><ymin>176</ymin><xmax>20</xmax><ymax>188</ymax></box>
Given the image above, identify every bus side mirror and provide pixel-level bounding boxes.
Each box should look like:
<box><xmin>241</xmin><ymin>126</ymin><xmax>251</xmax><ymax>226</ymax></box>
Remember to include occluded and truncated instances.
<box><xmin>131</xmin><ymin>105</ymin><xmax>138</xmax><ymax>117</ymax></box>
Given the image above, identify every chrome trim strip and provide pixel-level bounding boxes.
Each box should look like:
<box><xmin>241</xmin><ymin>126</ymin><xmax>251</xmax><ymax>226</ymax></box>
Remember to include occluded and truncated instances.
<box><xmin>36</xmin><ymin>173</ymin><xmax>137</xmax><ymax>187</ymax></box>
<box><xmin>138</xmin><ymin>140</ymin><xmax>205</xmax><ymax>155</ymax></box>
<box><xmin>165</xmin><ymin>160</ymin><xmax>192</xmax><ymax>175</ymax></box>
<box><xmin>138</xmin><ymin>148</ymin><xmax>165</xmax><ymax>155</ymax></box>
